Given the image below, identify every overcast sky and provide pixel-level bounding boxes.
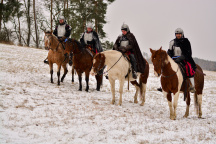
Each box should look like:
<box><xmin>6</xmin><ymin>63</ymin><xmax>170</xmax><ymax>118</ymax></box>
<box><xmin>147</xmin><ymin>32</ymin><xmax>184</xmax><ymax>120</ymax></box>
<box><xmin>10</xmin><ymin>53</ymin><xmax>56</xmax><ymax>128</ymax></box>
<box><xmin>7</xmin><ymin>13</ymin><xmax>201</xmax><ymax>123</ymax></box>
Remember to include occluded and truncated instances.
<box><xmin>103</xmin><ymin>0</ymin><xmax>216</xmax><ymax>61</ymax></box>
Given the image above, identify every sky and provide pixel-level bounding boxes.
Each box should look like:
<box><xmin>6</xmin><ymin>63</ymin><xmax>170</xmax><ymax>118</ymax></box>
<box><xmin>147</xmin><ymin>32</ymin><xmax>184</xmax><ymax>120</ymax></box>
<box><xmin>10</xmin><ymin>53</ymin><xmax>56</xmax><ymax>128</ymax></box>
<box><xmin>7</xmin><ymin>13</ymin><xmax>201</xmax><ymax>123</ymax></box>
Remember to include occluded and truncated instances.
<box><xmin>103</xmin><ymin>0</ymin><xmax>216</xmax><ymax>61</ymax></box>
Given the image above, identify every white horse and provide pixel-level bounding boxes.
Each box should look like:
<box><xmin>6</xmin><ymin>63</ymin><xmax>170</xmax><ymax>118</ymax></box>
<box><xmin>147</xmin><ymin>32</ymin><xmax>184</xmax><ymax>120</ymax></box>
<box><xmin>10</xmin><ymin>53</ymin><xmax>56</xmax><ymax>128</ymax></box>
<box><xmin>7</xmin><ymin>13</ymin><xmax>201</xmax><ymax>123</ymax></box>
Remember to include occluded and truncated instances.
<box><xmin>91</xmin><ymin>50</ymin><xmax>149</xmax><ymax>106</ymax></box>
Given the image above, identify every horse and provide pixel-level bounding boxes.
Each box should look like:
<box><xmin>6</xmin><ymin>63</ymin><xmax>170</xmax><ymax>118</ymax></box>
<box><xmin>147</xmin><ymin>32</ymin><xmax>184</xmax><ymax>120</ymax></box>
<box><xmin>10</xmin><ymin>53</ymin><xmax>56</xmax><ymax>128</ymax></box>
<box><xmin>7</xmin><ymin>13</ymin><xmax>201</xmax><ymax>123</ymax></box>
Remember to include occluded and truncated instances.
<box><xmin>150</xmin><ymin>47</ymin><xmax>204</xmax><ymax>120</ymax></box>
<box><xmin>44</xmin><ymin>31</ymin><xmax>69</xmax><ymax>85</ymax></box>
<box><xmin>90</xmin><ymin>50</ymin><xmax>149</xmax><ymax>106</ymax></box>
<box><xmin>64</xmin><ymin>38</ymin><xmax>103</xmax><ymax>92</ymax></box>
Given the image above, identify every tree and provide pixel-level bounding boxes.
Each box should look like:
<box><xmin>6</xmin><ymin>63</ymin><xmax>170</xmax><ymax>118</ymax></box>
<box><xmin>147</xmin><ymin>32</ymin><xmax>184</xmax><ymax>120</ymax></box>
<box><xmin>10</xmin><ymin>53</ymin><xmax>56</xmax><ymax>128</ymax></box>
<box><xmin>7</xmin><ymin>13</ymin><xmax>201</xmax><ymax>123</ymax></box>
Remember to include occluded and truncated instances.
<box><xmin>33</xmin><ymin>0</ymin><xmax>39</xmax><ymax>48</ymax></box>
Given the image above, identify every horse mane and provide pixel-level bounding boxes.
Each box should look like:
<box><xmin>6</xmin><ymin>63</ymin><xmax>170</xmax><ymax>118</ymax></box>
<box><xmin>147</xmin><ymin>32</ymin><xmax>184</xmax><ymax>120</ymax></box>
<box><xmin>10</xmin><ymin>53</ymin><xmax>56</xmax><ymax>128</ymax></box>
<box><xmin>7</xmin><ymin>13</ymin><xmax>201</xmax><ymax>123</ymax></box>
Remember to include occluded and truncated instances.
<box><xmin>68</xmin><ymin>38</ymin><xmax>84</xmax><ymax>51</ymax></box>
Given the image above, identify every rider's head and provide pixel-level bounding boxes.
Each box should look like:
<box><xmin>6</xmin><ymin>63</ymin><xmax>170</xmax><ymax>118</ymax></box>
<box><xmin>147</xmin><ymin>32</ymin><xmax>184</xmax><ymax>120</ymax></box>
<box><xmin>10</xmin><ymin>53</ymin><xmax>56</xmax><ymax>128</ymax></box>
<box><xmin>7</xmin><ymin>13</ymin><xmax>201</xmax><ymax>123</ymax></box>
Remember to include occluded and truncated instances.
<box><xmin>121</xmin><ymin>23</ymin><xmax>130</xmax><ymax>35</ymax></box>
<box><xmin>86</xmin><ymin>23</ymin><xmax>93</xmax><ymax>32</ymax></box>
<box><xmin>58</xmin><ymin>16</ymin><xmax>65</xmax><ymax>25</ymax></box>
<box><xmin>175</xmin><ymin>28</ymin><xmax>184</xmax><ymax>39</ymax></box>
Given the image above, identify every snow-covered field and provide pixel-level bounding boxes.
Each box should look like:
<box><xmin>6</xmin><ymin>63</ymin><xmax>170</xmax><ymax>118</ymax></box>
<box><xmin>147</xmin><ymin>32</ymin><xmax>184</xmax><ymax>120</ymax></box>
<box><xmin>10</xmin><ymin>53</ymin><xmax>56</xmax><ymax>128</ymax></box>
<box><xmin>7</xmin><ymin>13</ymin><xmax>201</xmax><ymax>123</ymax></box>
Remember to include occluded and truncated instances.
<box><xmin>0</xmin><ymin>43</ymin><xmax>216</xmax><ymax>144</ymax></box>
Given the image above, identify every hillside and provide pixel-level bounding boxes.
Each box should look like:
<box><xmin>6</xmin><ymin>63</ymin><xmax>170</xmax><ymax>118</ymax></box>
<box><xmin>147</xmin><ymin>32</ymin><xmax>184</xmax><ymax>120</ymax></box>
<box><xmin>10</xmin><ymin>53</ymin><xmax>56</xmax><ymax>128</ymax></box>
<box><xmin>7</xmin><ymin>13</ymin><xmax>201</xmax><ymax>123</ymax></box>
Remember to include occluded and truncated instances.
<box><xmin>0</xmin><ymin>44</ymin><xmax>216</xmax><ymax>143</ymax></box>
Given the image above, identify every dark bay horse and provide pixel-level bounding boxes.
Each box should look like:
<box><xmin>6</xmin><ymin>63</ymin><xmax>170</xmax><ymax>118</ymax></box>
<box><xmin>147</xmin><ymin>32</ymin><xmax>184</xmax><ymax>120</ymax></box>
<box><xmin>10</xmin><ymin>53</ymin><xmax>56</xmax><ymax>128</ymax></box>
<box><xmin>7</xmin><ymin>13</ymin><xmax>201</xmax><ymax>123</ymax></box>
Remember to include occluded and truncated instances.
<box><xmin>44</xmin><ymin>31</ymin><xmax>69</xmax><ymax>85</ymax></box>
<box><xmin>64</xmin><ymin>38</ymin><xmax>103</xmax><ymax>92</ymax></box>
<box><xmin>150</xmin><ymin>47</ymin><xmax>204</xmax><ymax>120</ymax></box>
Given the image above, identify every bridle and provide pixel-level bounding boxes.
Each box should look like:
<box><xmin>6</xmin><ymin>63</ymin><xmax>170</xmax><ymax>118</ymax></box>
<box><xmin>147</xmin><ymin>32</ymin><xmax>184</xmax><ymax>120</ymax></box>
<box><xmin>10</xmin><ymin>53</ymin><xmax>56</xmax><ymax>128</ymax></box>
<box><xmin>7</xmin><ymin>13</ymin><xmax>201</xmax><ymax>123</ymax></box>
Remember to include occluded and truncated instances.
<box><xmin>94</xmin><ymin>54</ymin><xmax>123</xmax><ymax>76</ymax></box>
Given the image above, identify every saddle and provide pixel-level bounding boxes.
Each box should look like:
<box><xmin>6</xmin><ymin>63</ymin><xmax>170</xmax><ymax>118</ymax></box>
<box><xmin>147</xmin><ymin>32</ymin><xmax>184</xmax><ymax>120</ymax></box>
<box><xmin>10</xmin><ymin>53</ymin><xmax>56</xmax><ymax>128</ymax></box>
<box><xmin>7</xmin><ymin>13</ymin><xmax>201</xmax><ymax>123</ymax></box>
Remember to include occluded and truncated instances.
<box><xmin>86</xmin><ymin>45</ymin><xmax>95</xmax><ymax>57</ymax></box>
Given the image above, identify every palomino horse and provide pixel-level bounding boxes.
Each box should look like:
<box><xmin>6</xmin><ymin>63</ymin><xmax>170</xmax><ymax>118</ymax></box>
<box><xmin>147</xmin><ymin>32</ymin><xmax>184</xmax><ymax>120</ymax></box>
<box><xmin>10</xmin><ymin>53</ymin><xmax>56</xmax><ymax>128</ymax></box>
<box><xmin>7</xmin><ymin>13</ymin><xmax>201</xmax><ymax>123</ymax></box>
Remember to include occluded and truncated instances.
<box><xmin>44</xmin><ymin>31</ymin><xmax>68</xmax><ymax>85</ymax></box>
<box><xmin>90</xmin><ymin>50</ymin><xmax>149</xmax><ymax>106</ymax></box>
<box><xmin>150</xmin><ymin>47</ymin><xmax>204</xmax><ymax>120</ymax></box>
<box><xmin>64</xmin><ymin>38</ymin><xmax>103</xmax><ymax>92</ymax></box>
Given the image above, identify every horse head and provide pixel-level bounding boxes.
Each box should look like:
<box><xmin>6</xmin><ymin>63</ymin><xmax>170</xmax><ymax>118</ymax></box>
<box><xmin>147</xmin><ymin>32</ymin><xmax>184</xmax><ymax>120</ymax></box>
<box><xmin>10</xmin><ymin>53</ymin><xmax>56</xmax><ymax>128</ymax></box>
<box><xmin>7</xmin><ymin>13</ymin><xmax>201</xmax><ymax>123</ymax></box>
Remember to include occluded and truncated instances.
<box><xmin>91</xmin><ymin>53</ymin><xmax>106</xmax><ymax>76</ymax></box>
<box><xmin>150</xmin><ymin>47</ymin><xmax>168</xmax><ymax>77</ymax></box>
<box><xmin>44</xmin><ymin>31</ymin><xmax>53</xmax><ymax>50</ymax></box>
<box><xmin>64</xmin><ymin>39</ymin><xmax>80</xmax><ymax>56</ymax></box>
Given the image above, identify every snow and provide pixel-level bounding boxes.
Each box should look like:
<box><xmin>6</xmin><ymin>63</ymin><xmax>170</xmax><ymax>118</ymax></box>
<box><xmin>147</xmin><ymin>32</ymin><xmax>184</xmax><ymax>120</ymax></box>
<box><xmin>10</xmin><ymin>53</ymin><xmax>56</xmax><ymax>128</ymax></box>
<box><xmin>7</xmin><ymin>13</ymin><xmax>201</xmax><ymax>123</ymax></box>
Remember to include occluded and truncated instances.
<box><xmin>0</xmin><ymin>43</ymin><xmax>216</xmax><ymax>144</ymax></box>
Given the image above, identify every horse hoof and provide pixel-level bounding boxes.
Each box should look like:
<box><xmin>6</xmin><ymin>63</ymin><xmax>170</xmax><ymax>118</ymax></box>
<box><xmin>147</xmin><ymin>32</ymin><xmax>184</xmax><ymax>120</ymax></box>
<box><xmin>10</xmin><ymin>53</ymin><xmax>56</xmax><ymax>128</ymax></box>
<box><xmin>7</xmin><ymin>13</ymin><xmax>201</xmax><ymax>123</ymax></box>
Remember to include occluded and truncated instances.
<box><xmin>134</xmin><ymin>100</ymin><xmax>138</xmax><ymax>104</ymax></box>
<box><xmin>79</xmin><ymin>89</ymin><xmax>82</xmax><ymax>91</ymax></box>
<box><xmin>111</xmin><ymin>100</ymin><xmax>115</xmax><ymax>105</ymax></box>
<box><xmin>183</xmin><ymin>115</ymin><xmax>188</xmax><ymax>118</ymax></box>
<box><xmin>118</xmin><ymin>103</ymin><xmax>122</xmax><ymax>106</ymax></box>
<box><xmin>85</xmin><ymin>89</ymin><xmax>89</xmax><ymax>92</ymax></box>
<box><xmin>140</xmin><ymin>102</ymin><xmax>144</xmax><ymax>106</ymax></box>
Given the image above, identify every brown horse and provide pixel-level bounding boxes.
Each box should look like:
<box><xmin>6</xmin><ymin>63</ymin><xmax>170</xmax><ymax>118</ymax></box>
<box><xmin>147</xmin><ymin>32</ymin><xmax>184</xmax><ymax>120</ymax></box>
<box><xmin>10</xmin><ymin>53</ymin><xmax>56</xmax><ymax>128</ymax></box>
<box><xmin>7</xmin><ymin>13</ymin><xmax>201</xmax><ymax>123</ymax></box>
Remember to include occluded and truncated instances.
<box><xmin>150</xmin><ymin>47</ymin><xmax>204</xmax><ymax>120</ymax></box>
<box><xmin>44</xmin><ymin>31</ymin><xmax>68</xmax><ymax>85</ymax></box>
<box><xmin>64</xmin><ymin>38</ymin><xmax>103</xmax><ymax>92</ymax></box>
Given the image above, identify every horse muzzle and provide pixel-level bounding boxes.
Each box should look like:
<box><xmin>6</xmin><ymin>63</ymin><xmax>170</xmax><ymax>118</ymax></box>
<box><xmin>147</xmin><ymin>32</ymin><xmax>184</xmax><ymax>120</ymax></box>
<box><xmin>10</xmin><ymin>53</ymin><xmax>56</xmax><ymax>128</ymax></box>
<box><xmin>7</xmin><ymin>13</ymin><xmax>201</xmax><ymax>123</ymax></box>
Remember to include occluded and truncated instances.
<box><xmin>154</xmin><ymin>70</ymin><xmax>161</xmax><ymax>77</ymax></box>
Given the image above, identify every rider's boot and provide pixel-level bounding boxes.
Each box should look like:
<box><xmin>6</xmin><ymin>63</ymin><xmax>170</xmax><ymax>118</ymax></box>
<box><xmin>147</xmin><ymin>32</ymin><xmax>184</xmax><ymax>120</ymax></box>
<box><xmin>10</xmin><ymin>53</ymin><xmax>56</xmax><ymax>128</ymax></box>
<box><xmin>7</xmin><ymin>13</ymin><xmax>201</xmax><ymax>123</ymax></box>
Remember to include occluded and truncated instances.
<box><xmin>129</xmin><ymin>54</ymin><xmax>137</xmax><ymax>79</ymax></box>
<box><xmin>157</xmin><ymin>87</ymin><xmax>163</xmax><ymax>92</ymax></box>
<box><xmin>44</xmin><ymin>57</ymin><xmax>49</xmax><ymax>64</ymax></box>
<box><xmin>189</xmin><ymin>77</ymin><xmax>196</xmax><ymax>93</ymax></box>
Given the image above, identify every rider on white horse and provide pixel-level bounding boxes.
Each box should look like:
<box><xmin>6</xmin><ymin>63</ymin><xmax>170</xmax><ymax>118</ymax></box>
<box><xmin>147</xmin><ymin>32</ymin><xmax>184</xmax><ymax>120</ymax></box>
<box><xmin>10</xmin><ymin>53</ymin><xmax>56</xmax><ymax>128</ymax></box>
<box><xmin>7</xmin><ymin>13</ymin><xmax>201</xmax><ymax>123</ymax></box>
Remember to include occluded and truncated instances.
<box><xmin>113</xmin><ymin>23</ymin><xmax>146</xmax><ymax>79</ymax></box>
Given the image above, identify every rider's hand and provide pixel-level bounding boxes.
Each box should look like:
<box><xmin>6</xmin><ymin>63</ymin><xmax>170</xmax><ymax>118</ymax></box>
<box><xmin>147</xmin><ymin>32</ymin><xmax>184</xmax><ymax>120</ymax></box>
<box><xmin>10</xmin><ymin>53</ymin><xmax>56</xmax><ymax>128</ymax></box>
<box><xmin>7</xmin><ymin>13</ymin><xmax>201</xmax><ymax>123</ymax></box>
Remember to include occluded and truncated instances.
<box><xmin>119</xmin><ymin>46</ymin><xmax>127</xmax><ymax>53</ymax></box>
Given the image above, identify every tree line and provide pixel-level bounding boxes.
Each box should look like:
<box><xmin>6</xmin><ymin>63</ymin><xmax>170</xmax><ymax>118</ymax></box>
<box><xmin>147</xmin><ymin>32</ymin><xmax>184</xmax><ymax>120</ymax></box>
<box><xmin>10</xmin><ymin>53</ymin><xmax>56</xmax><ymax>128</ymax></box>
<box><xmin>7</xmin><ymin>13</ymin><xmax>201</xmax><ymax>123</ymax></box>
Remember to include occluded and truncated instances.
<box><xmin>0</xmin><ymin>0</ymin><xmax>114</xmax><ymax>50</ymax></box>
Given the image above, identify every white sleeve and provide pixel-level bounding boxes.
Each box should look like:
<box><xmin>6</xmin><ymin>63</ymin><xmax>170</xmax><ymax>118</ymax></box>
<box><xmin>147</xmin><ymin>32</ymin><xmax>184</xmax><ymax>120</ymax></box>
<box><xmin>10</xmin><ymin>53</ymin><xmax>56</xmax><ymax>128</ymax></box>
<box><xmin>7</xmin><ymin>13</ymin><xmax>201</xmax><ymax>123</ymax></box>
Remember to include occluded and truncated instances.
<box><xmin>169</xmin><ymin>40</ymin><xmax>174</xmax><ymax>50</ymax></box>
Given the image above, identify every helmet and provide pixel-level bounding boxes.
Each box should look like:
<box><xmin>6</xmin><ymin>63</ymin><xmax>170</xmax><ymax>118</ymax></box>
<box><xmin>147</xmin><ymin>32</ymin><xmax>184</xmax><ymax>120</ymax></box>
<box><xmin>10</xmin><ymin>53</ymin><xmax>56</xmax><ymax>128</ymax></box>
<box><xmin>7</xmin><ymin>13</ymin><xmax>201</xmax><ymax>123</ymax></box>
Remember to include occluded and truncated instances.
<box><xmin>175</xmin><ymin>28</ymin><xmax>184</xmax><ymax>35</ymax></box>
<box><xmin>121</xmin><ymin>23</ymin><xmax>130</xmax><ymax>32</ymax></box>
<box><xmin>58</xmin><ymin>16</ymin><xmax>65</xmax><ymax>21</ymax></box>
<box><xmin>86</xmin><ymin>23</ymin><xmax>93</xmax><ymax>29</ymax></box>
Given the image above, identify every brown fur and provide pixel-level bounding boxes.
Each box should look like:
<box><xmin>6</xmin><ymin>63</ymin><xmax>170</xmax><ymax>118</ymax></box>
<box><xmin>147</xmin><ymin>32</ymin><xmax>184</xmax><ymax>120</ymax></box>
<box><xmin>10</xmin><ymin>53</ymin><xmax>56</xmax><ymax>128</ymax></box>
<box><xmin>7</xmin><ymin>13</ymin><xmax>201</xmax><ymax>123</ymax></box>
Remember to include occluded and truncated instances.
<box><xmin>44</xmin><ymin>32</ymin><xmax>68</xmax><ymax>85</ymax></box>
<box><xmin>64</xmin><ymin>39</ymin><xmax>103</xmax><ymax>91</ymax></box>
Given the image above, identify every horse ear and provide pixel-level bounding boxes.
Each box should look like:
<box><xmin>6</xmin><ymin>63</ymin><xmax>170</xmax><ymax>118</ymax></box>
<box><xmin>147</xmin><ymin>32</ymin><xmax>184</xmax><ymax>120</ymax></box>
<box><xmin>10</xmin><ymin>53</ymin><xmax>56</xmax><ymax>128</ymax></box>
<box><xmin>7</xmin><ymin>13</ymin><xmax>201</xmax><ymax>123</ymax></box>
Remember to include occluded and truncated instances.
<box><xmin>150</xmin><ymin>48</ymin><xmax>153</xmax><ymax>53</ymax></box>
<box><xmin>159</xmin><ymin>46</ymin><xmax>162</xmax><ymax>51</ymax></box>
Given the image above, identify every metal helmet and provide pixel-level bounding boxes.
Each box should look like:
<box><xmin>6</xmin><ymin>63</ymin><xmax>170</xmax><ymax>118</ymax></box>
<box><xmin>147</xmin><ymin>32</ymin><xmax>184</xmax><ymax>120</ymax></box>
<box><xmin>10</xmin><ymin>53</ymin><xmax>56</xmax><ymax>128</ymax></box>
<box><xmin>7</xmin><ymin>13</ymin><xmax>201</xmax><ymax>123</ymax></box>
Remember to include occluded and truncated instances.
<box><xmin>175</xmin><ymin>28</ymin><xmax>184</xmax><ymax>35</ymax></box>
<box><xmin>58</xmin><ymin>16</ymin><xmax>65</xmax><ymax>21</ymax></box>
<box><xmin>121</xmin><ymin>23</ymin><xmax>130</xmax><ymax>32</ymax></box>
<box><xmin>86</xmin><ymin>23</ymin><xmax>93</xmax><ymax>29</ymax></box>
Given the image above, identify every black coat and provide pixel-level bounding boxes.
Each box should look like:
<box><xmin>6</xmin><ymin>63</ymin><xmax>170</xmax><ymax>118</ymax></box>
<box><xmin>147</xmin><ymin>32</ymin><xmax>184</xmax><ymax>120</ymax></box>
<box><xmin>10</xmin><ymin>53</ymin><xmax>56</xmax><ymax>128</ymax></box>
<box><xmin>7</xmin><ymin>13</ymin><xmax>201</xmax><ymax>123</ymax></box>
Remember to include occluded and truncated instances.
<box><xmin>80</xmin><ymin>31</ymin><xmax>103</xmax><ymax>52</ymax></box>
<box><xmin>113</xmin><ymin>32</ymin><xmax>146</xmax><ymax>73</ymax></box>
<box><xmin>167</xmin><ymin>38</ymin><xmax>196</xmax><ymax>70</ymax></box>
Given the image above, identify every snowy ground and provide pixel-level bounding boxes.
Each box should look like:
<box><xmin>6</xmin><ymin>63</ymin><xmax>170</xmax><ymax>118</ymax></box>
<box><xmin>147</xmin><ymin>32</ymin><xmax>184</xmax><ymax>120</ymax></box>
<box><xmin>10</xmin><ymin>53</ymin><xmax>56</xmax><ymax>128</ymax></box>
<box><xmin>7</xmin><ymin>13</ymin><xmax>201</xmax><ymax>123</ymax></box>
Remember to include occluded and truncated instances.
<box><xmin>0</xmin><ymin>43</ymin><xmax>216</xmax><ymax>144</ymax></box>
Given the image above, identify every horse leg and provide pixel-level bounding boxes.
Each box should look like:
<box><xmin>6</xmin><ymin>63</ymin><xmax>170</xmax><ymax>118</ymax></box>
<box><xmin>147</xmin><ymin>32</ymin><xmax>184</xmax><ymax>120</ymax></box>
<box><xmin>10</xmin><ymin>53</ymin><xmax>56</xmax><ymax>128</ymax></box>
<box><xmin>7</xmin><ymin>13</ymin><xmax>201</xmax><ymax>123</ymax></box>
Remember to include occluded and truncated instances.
<box><xmin>109</xmin><ymin>78</ymin><xmax>115</xmax><ymax>104</ymax></box>
<box><xmin>197</xmin><ymin>93</ymin><xmax>202</xmax><ymax>118</ymax></box>
<box><xmin>61</xmin><ymin>64</ymin><xmax>68</xmax><ymax>82</ymax></box>
<box><xmin>140</xmin><ymin>82</ymin><xmax>147</xmax><ymax>106</ymax></box>
<box><xmin>85</xmin><ymin>71</ymin><xmax>90</xmax><ymax>92</ymax></box>
<box><xmin>130</xmin><ymin>81</ymin><xmax>139</xmax><ymax>104</ymax></box>
<box><xmin>184</xmin><ymin>91</ymin><xmax>190</xmax><ymax>118</ymax></box>
<box><xmin>72</xmin><ymin>66</ymin><xmax>75</xmax><ymax>84</ymax></box>
<box><xmin>57</xmin><ymin>65</ymin><xmax>61</xmax><ymax>85</ymax></box>
<box><xmin>118</xmin><ymin>79</ymin><xmax>124</xmax><ymax>106</ymax></box>
<box><xmin>173</xmin><ymin>92</ymin><xmax>180</xmax><ymax>120</ymax></box>
<box><xmin>49</xmin><ymin>63</ymin><xmax>54</xmax><ymax>83</ymax></box>
<box><xmin>96</xmin><ymin>74</ymin><xmax>103</xmax><ymax>91</ymax></box>
<box><xmin>164</xmin><ymin>92</ymin><xmax>174</xmax><ymax>120</ymax></box>
<box><xmin>78</xmin><ymin>73</ymin><xmax>82</xmax><ymax>91</ymax></box>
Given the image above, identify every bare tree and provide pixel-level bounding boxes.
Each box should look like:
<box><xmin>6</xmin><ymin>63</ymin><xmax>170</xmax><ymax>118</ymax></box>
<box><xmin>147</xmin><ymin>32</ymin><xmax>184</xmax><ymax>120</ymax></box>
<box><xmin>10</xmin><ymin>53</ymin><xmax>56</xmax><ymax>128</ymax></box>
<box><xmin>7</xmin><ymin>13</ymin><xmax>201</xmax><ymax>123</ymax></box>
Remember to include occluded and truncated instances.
<box><xmin>0</xmin><ymin>0</ymin><xmax>3</xmax><ymax>30</ymax></box>
<box><xmin>33</xmin><ymin>0</ymin><xmax>39</xmax><ymax>48</ymax></box>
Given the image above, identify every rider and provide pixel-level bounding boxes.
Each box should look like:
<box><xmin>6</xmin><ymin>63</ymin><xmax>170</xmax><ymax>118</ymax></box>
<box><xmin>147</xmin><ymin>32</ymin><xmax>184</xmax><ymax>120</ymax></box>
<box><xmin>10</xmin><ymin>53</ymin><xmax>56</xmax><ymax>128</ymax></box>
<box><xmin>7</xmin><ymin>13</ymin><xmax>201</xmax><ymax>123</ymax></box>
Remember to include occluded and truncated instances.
<box><xmin>158</xmin><ymin>28</ymin><xmax>197</xmax><ymax>92</ymax></box>
<box><xmin>113</xmin><ymin>23</ymin><xmax>146</xmax><ymax>79</ymax></box>
<box><xmin>44</xmin><ymin>16</ymin><xmax>72</xmax><ymax>64</ymax></box>
<box><xmin>80</xmin><ymin>23</ymin><xmax>103</xmax><ymax>54</ymax></box>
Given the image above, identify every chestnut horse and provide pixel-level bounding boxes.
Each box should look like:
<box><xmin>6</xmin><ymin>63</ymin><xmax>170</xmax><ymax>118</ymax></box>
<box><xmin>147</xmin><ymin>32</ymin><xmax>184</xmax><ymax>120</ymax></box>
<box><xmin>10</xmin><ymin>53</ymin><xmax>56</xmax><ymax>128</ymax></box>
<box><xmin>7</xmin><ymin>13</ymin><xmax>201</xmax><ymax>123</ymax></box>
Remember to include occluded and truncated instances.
<box><xmin>90</xmin><ymin>50</ymin><xmax>149</xmax><ymax>106</ymax></box>
<box><xmin>150</xmin><ymin>47</ymin><xmax>204</xmax><ymax>120</ymax></box>
<box><xmin>64</xmin><ymin>38</ymin><xmax>103</xmax><ymax>92</ymax></box>
<box><xmin>44</xmin><ymin>31</ymin><xmax>68</xmax><ymax>85</ymax></box>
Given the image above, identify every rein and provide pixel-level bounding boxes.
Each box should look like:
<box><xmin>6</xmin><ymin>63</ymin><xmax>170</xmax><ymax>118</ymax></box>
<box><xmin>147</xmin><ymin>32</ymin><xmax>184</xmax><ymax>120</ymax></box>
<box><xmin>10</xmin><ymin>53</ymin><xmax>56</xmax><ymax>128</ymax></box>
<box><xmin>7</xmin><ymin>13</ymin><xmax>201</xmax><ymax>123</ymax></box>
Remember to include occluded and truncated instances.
<box><xmin>97</xmin><ymin>54</ymin><xmax>123</xmax><ymax>76</ymax></box>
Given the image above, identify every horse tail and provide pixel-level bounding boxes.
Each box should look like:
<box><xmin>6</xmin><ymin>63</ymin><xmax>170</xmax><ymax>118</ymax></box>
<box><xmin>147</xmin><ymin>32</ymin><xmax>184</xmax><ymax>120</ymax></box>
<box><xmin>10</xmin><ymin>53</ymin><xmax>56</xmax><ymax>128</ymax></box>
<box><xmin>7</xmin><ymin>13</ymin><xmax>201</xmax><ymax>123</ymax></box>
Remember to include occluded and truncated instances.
<box><xmin>194</xmin><ymin>91</ymin><xmax>199</xmax><ymax>115</ymax></box>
